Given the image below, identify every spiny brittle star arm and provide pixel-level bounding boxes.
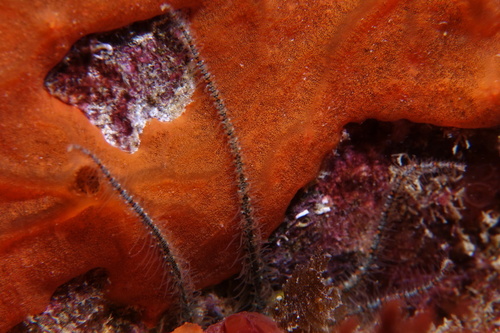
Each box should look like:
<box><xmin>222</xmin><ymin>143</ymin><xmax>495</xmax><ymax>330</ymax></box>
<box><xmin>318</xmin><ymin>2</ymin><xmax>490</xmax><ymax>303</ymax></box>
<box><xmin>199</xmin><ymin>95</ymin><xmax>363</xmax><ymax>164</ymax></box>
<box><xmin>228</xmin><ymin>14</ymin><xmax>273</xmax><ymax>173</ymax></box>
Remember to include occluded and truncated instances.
<box><xmin>68</xmin><ymin>144</ymin><xmax>196</xmax><ymax>324</ymax></box>
<box><xmin>165</xmin><ymin>8</ymin><xmax>266</xmax><ymax>310</ymax></box>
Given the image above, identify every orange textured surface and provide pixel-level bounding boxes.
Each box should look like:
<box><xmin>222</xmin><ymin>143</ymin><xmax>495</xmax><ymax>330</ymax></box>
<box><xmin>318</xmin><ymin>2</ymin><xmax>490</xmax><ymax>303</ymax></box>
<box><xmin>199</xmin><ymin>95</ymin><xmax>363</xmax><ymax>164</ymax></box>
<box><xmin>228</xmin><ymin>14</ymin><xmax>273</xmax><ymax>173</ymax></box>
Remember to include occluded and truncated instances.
<box><xmin>204</xmin><ymin>312</ymin><xmax>283</xmax><ymax>333</ymax></box>
<box><xmin>0</xmin><ymin>0</ymin><xmax>499</xmax><ymax>331</ymax></box>
<box><xmin>171</xmin><ymin>323</ymin><xmax>204</xmax><ymax>333</ymax></box>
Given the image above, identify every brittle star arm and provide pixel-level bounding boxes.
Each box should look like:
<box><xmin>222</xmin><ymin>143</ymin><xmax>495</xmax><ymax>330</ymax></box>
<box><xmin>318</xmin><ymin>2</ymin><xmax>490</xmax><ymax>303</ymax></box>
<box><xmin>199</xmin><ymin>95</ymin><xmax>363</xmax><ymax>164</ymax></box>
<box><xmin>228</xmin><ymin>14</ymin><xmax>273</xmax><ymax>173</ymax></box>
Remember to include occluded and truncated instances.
<box><xmin>68</xmin><ymin>144</ymin><xmax>196</xmax><ymax>323</ymax></box>
<box><xmin>166</xmin><ymin>8</ymin><xmax>266</xmax><ymax>309</ymax></box>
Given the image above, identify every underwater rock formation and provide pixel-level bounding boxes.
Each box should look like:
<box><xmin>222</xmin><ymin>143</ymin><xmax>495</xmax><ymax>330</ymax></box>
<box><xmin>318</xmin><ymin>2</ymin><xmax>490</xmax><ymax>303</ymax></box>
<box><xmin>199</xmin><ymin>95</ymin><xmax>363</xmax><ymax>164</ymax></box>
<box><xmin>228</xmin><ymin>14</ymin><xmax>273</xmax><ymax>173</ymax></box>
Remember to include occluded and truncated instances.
<box><xmin>267</xmin><ymin>121</ymin><xmax>500</xmax><ymax>332</ymax></box>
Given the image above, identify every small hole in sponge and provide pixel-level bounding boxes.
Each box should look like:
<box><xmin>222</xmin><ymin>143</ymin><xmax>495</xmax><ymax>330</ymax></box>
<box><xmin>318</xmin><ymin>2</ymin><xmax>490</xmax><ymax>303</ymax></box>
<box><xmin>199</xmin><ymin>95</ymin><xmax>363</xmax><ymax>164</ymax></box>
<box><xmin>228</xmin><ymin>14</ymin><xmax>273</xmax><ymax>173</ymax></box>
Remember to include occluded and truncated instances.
<box><xmin>73</xmin><ymin>165</ymin><xmax>100</xmax><ymax>195</ymax></box>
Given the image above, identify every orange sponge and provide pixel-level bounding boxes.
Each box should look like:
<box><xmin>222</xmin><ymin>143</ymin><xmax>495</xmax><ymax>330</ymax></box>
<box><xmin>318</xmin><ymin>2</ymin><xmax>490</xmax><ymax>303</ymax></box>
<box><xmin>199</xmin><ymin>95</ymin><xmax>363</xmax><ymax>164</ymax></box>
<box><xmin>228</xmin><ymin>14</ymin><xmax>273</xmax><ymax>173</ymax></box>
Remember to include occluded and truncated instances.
<box><xmin>0</xmin><ymin>0</ymin><xmax>498</xmax><ymax>331</ymax></box>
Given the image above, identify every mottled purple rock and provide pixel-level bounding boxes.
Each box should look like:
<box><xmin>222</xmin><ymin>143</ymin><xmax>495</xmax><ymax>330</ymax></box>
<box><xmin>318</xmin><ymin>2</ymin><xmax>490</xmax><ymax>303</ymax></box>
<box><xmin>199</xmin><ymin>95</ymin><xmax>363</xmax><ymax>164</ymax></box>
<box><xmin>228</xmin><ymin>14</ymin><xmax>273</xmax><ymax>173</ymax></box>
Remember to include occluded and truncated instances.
<box><xmin>267</xmin><ymin>120</ymin><xmax>500</xmax><ymax>331</ymax></box>
<box><xmin>45</xmin><ymin>13</ymin><xmax>194</xmax><ymax>153</ymax></box>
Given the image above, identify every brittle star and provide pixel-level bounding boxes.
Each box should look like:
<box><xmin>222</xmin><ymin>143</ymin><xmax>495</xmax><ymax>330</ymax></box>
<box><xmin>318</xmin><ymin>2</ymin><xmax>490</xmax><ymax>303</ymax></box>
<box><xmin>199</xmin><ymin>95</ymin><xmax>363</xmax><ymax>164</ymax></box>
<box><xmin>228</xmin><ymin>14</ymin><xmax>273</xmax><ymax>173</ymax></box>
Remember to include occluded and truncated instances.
<box><xmin>66</xmin><ymin>7</ymin><xmax>266</xmax><ymax>327</ymax></box>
